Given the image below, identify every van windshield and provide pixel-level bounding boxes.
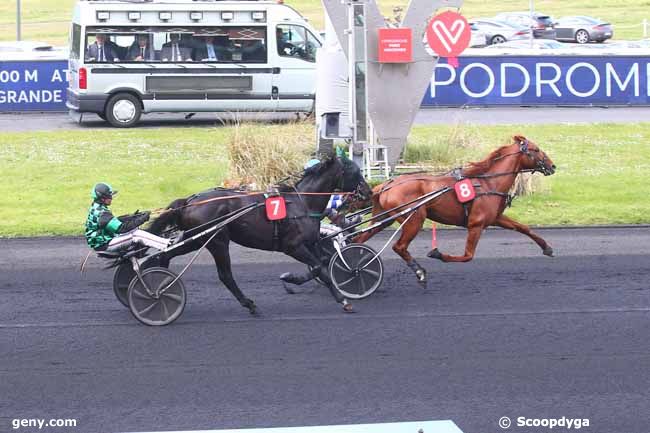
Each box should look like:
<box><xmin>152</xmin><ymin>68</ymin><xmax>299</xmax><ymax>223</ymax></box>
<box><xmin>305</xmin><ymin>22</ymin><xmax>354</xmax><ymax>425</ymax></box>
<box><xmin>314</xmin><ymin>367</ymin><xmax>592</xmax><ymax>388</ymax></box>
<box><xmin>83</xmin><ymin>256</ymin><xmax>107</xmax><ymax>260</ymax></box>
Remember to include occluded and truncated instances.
<box><xmin>84</xmin><ymin>26</ymin><xmax>267</xmax><ymax>63</ymax></box>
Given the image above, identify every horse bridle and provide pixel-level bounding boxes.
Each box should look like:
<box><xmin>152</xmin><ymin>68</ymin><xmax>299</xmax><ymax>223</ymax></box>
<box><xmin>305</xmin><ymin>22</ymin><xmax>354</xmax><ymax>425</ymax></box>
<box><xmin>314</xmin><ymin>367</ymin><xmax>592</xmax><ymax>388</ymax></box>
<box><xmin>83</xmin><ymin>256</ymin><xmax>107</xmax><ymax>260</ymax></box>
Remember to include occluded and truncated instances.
<box><xmin>525</xmin><ymin>140</ymin><xmax>554</xmax><ymax>175</ymax></box>
<box><xmin>476</xmin><ymin>139</ymin><xmax>552</xmax><ymax>178</ymax></box>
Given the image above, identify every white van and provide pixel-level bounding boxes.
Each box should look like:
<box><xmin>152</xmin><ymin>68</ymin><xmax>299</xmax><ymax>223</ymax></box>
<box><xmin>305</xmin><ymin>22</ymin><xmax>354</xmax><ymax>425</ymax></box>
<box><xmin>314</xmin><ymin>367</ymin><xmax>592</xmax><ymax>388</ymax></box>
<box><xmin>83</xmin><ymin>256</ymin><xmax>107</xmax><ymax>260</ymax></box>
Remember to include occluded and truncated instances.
<box><xmin>67</xmin><ymin>0</ymin><xmax>321</xmax><ymax>127</ymax></box>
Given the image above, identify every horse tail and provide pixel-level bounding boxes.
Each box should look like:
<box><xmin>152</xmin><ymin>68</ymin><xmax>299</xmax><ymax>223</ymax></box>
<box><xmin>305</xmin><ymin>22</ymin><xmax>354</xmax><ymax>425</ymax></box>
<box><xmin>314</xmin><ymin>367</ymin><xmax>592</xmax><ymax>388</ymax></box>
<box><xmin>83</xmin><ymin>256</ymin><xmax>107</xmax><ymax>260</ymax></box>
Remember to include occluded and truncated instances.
<box><xmin>148</xmin><ymin>198</ymin><xmax>187</xmax><ymax>235</ymax></box>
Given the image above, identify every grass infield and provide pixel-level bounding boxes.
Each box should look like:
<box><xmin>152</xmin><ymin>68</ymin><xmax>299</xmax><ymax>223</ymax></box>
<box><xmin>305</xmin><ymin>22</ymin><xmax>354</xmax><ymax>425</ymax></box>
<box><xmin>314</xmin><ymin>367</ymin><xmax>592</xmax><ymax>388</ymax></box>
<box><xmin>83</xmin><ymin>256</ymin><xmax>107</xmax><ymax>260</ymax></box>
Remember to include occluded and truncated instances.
<box><xmin>1</xmin><ymin>122</ymin><xmax>649</xmax><ymax>237</ymax></box>
<box><xmin>1</xmin><ymin>0</ymin><xmax>648</xmax><ymax>45</ymax></box>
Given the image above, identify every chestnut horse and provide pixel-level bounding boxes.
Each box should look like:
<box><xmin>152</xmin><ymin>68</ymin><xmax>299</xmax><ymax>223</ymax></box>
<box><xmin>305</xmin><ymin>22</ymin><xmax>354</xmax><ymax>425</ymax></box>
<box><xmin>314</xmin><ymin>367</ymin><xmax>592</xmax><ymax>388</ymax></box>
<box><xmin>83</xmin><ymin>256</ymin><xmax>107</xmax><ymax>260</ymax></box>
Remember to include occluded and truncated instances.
<box><xmin>353</xmin><ymin>135</ymin><xmax>556</xmax><ymax>287</ymax></box>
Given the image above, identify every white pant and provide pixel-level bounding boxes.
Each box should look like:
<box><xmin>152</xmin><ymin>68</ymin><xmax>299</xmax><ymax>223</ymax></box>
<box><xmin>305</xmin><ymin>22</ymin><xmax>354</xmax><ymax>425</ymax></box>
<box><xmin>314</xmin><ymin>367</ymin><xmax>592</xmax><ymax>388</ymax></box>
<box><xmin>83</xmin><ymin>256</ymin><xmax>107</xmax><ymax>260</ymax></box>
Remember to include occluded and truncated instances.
<box><xmin>320</xmin><ymin>223</ymin><xmax>341</xmax><ymax>237</ymax></box>
<box><xmin>105</xmin><ymin>229</ymin><xmax>170</xmax><ymax>252</ymax></box>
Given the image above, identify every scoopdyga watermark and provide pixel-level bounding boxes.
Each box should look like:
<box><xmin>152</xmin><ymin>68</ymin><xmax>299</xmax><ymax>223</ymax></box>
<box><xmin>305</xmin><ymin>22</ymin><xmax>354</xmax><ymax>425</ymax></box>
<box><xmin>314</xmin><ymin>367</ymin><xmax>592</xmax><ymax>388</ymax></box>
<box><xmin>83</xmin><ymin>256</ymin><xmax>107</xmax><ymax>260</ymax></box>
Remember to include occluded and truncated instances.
<box><xmin>499</xmin><ymin>416</ymin><xmax>590</xmax><ymax>430</ymax></box>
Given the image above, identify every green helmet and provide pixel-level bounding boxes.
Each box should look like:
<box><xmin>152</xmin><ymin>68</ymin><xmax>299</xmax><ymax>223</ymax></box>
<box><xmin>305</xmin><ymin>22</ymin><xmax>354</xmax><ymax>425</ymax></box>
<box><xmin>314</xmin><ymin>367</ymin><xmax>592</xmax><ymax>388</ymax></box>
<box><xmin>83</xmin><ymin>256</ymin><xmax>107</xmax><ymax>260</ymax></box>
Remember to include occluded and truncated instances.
<box><xmin>91</xmin><ymin>182</ymin><xmax>118</xmax><ymax>201</ymax></box>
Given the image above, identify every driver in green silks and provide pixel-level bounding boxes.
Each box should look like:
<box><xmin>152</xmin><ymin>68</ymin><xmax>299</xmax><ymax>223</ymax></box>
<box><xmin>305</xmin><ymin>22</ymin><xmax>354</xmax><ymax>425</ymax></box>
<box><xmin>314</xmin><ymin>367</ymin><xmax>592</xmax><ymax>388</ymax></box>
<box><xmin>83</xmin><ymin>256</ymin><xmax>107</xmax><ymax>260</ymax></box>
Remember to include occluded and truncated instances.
<box><xmin>85</xmin><ymin>182</ymin><xmax>171</xmax><ymax>252</ymax></box>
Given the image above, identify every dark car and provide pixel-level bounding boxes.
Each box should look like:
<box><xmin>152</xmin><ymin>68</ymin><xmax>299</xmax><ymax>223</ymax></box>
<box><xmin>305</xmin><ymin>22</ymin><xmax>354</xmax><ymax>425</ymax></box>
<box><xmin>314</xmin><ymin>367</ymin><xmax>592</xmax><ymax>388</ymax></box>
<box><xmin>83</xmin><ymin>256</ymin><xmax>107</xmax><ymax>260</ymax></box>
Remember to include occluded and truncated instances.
<box><xmin>554</xmin><ymin>16</ymin><xmax>613</xmax><ymax>43</ymax></box>
<box><xmin>494</xmin><ymin>12</ymin><xmax>557</xmax><ymax>39</ymax></box>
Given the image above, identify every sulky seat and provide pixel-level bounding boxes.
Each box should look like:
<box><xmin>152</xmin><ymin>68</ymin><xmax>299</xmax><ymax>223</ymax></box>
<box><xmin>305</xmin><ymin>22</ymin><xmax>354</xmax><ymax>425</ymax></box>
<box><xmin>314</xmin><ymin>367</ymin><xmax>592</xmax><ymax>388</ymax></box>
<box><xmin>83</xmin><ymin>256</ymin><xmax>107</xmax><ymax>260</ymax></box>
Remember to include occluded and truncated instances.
<box><xmin>96</xmin><ymin>250</ymin><xmax>123</xmax><ymax>260</ymax></box>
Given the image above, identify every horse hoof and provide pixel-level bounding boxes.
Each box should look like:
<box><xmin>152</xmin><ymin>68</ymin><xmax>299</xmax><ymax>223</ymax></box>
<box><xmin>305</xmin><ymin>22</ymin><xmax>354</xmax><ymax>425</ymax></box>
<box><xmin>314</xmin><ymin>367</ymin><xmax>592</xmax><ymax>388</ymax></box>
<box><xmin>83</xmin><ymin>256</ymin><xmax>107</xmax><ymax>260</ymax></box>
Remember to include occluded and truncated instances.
<box><xmin>427</xmin><ymin>248</ymin><xmax>443</xmax><ymax>260</ymax></box>
<box><xmin>248</xmin><ymin>304</ymin><xmax>259</xmax><ymax>316</ymax></box>
<box><xmin>280</xmin><ymin>279</ymin><xmax>296</xmax><ymax>295</ymax></box>
<box><xmin>280</xmin><ymin>272</ymin><xmax>300</xmax><ymax>288</ymax></box>
<box><xmin>543</xmin><ymin>246</ymin><xmax>554</xmax><ymax>257</ymax></box>
<box><xmin>342</xmin><ymin>302</ymin><xmax>354</xmax><ymax>313</ymax></box>
<box><xmin>242</xmin><ymin>299</ymin><xmax>258</xmax><ymax>315</ymax></box>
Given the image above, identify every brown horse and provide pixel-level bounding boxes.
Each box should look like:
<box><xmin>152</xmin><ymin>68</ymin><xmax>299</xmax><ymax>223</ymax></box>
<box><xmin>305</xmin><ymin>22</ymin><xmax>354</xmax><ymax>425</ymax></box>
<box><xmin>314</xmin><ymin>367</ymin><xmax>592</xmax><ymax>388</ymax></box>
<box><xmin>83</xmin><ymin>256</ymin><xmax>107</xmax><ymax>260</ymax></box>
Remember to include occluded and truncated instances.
<box><xmin>353</xmin><ymin>135</ymin><xmax>556</xmax><ymax>287</ymax></box>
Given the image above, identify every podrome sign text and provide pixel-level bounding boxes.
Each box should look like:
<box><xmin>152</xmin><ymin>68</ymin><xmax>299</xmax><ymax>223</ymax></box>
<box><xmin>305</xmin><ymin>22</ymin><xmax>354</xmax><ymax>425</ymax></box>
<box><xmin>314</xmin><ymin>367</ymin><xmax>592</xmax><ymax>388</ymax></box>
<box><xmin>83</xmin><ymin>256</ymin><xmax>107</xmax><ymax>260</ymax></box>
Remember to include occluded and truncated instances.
<box><xmin>424</xmin><ymin>55</ymin><xmax>650</xmax><ymax>106</ymax></box>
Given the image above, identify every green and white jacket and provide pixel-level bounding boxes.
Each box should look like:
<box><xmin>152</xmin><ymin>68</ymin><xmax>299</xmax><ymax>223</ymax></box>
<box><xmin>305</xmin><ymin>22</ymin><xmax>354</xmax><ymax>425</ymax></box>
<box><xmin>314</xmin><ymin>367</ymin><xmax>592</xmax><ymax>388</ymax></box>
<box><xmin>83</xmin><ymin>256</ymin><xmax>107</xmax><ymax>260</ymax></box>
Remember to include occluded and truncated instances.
<box><xmin>84</xmin><ymin>202</ymin><xmax>123</xmax><ymax>250</ymax></box>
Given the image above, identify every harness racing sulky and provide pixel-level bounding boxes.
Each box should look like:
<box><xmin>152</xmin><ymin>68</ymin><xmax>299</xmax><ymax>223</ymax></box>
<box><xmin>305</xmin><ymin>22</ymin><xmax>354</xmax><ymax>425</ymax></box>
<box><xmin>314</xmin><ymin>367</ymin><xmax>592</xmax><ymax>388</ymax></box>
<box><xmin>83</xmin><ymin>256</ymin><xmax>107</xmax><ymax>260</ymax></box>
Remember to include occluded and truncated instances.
<box><xmin>89</xmin><ymin>136</ymin><xmax>555</xmax><ymax>326</ymax></box>
<box><xmin>350</xmin><ymin>135</ymin><xmax>557</xmax><ymax>289</ymax></box>
<box><xmin>89</xmin><ymin>154</ymin><xmax>371</xmax><ymax>325</ymax></box>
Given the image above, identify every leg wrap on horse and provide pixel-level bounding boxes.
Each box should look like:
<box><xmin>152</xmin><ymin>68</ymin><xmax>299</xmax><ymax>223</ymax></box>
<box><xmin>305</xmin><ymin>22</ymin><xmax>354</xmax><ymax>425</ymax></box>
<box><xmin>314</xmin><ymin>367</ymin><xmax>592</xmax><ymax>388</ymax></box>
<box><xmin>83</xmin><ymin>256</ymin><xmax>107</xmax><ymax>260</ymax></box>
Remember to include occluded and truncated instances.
<box><xmin>407</xmin><ymin>259</ymin><xmax>427</xmax><ymax>286</ymax></box>
<box><xmin>279</xmin><ymin>242</ymin><xmax>322</xmax><ymax>286</ymax></box>
<box><xmin>280</xmin><ymin>266</ymin><xmax>319</xmax><ymax>286</ymax></box>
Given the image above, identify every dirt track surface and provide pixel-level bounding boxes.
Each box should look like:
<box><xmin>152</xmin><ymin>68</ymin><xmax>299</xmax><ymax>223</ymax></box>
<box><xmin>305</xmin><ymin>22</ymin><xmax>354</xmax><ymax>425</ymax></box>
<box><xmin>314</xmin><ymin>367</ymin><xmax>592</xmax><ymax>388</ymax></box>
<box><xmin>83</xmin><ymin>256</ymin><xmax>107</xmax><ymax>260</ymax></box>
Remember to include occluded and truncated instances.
<box><xmin>1</xmin><ymin>227</ymin><xmax>650</xmax><ymax>433</ymax></box>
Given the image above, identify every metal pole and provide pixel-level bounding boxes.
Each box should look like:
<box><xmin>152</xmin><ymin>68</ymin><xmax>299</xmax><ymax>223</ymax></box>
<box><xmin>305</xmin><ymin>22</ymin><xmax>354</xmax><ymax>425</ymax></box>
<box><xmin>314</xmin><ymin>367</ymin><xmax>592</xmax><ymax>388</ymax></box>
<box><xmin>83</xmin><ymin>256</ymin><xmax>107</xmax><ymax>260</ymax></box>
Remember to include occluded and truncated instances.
<box><xmin>529</xmin><ymin>0</ymin><xmax>534</xmax><ymax>48</ymax></box>
<box><xmin>16</xmin><ymin>0</ymin><xmax>22</xmax><ymax>41</ymax></box>
<box><xmin>347</xmin><ymin>1</ymin><xmax>357</xmax><ymax>161</ymax></box>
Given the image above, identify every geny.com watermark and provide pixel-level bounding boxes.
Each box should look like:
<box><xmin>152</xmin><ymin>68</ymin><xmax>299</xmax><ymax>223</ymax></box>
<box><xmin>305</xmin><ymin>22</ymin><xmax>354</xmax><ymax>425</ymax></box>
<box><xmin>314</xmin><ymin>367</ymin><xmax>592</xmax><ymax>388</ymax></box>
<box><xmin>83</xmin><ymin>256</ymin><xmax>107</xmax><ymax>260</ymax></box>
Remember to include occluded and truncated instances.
<box><xmin>11</xmin><ymin>418</ymin><xmax>77</xmax><ymax>430</ymax></box>
<box><xmin>499</xmin><ymin>416</ymin><xmax>590</xmax><ymax>430</ymax></box>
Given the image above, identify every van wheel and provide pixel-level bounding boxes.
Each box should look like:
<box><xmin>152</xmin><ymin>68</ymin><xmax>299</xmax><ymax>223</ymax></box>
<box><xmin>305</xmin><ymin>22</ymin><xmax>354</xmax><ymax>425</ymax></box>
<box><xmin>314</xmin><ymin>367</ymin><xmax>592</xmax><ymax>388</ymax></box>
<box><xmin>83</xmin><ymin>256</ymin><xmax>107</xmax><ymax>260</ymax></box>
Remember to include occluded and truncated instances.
<box><xmin>106</xmin><ymin>93</ymin><xmax>142</xmax><ymax>128</ymax></box>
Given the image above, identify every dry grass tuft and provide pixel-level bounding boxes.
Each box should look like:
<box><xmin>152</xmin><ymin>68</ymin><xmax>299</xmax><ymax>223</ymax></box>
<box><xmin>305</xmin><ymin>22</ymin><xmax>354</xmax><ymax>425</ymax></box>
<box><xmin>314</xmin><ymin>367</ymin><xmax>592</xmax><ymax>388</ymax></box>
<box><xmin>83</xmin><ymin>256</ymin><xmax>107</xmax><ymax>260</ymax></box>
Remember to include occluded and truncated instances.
<box><xmin>510</xmin><ymin>172</ymin><xmax>550</xmax><ymax>197</ymax></box>
<box><xmin>226</xmin><ymin>121</ymin><xmax>314</xmax><ymax>188</ymax></box>
<box><xmin>403</xmin><ymin>121</ymin><xmax>483</xmax><ymax>169</ymax></box>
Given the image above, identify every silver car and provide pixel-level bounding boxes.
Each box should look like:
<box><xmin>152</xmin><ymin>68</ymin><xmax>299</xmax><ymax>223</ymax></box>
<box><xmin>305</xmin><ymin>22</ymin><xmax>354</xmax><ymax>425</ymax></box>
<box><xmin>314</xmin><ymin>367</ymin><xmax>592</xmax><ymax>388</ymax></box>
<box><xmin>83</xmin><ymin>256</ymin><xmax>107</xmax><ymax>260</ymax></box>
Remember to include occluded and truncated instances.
<box><xmin>494</xmin><ymin>12</ymin><xmax>557</xmax><ymax>40</ymax></box>
<box><xmin>471</xmin><ymin>19</ymin><xmax>531</xmax><ymax>45</ymax></box>
<box><xmin>469</xmin><ymin>22</ymin><xmax>488</xmax><ymax>47</ymax></box>
<box><xmin>554</xmin><ymin>16</ymin><xmax>613</xmax><ymax>44</ymax></box>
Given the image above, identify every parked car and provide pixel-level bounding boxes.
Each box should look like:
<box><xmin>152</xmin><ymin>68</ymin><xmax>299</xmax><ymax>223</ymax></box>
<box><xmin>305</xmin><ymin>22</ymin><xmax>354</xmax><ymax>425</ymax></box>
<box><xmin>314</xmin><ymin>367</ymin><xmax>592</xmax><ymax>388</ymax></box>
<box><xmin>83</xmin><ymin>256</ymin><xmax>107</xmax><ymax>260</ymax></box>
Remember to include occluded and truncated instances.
<box><xmin>554</xmin><ymin>16</ymin><xmax>613</xmax><ymax>43</ymax></box>
<box><xmin>469</xmin><ymin>22</ymin><xmax>488</xmax><ymax>47</ymax></box>
<box><xmin>494</xmin><ymin>12</ymin><xmax>557</xmax><ymax>39</ymax></box>
<box><xmin>471</xmin><ymin>18</ymin><xmax>531</xmax><ymax>45</ymax></box>
<box><xmin>0</xmin><ymin>41</ymin><xmax>67</xmax><ymax>59</ymax></box>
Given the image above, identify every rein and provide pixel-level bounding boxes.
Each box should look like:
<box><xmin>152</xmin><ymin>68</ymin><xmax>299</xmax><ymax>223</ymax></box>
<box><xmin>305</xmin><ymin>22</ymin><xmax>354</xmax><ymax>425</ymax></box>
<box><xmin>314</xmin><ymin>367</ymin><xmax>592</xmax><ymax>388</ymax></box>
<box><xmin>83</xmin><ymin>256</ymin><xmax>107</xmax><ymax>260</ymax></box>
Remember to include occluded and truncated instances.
<box><xmin>466</xmin><ymin>168</ymin><xmax>538</xmax><ymax>179</ymax></box>
<box><xmin>149</xmin><ymin>190</ymin><xmax>354</xmax><ymax>216</ymax></box>
<box><xmin>380</xmin><ymin>140</ymin><xmax>546</xmax><ymax>193</ymax></box>
<box><xmin>149</xmin><ymin>157</ymin><xmax>360</xmax><ymax>216</ymax></box>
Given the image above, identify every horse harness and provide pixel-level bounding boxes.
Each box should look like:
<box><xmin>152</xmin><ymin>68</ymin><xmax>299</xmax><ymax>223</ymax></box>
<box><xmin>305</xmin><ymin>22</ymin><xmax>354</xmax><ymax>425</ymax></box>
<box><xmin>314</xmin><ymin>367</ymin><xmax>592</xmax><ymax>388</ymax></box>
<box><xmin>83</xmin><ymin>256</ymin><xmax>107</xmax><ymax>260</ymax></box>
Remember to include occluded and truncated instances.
<box><xmin>379</xmin><ymin>139</ymin><xmax>545</xmax><ymax>227</ymax></box>
<box><xmin>449</xmin><ymin>168</ymin><xmax>515</xmax><ymax>227</ymax></box>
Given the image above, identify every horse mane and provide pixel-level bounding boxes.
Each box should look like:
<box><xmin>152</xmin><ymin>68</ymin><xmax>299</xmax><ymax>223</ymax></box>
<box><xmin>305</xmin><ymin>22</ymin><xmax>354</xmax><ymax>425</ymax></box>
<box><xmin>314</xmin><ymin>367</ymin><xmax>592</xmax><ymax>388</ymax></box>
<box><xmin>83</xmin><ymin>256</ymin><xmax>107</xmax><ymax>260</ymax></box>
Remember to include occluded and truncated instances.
<box><xmin>279</xmin><ymin>154</ymin><xmax>338</xmax><ymax>190</ymax></box>
<box><xmin>461</xmin><ymin>144</ymin><xmax>513</xmax><ymax>176</ymax></box>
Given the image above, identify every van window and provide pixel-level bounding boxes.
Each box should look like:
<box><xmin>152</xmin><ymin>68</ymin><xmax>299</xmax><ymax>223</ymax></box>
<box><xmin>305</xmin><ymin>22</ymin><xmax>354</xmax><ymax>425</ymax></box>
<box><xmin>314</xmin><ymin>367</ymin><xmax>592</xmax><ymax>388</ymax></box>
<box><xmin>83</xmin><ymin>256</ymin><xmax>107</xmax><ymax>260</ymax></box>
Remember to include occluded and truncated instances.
<box><xmin>84</xmin><ymin>26</ymin><xmax>267</xmax><ymax>63</ymax></box>
<box><xmin>70</xmin><ymin>23</ymin><xmax>81</xmax><ymax>60</ymax></box>
<box><xmin>276</xmin><ymin>24</ymin><xmax>321</xmax><ymax>63</ymax></box>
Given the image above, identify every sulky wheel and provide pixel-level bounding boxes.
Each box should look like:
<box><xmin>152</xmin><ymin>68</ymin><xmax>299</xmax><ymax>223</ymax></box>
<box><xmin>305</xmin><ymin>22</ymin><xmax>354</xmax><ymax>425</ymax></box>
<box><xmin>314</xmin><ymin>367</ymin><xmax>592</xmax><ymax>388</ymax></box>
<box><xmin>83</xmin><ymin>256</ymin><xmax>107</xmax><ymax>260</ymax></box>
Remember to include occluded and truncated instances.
<box><xmin>127</xmin><ymin>267</ymin><xmax>186</xmax><ymax>326</ymax></box>
<box><xmin>112</xmin><ymin>256</ymin><xmax>162</xmax><ymax>308</ymax></box>
<box><xmin>328</xmin><ymin>244</ymin><xmax>383</xmax><ymax>299</ymax></box>
<box><xmin>312</xmin><ymin>237</ymin><xmax>348</xmax><ymax>286</ymax></box>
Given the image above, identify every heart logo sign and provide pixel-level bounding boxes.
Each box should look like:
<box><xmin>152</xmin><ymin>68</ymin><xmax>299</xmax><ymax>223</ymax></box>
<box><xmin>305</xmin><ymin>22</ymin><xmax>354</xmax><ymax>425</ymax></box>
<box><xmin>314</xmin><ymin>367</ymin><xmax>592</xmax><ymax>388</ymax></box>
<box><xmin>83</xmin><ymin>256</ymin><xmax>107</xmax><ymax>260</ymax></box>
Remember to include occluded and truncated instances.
<box><xmin>426</xmin><ymin>11</ymin><xmax>471</xmax><ymax>67</ymax></box>
<box><xmin>431</xmin><ymin>19</ymin><xmax>466</xmax><ymax>53</ymax></box>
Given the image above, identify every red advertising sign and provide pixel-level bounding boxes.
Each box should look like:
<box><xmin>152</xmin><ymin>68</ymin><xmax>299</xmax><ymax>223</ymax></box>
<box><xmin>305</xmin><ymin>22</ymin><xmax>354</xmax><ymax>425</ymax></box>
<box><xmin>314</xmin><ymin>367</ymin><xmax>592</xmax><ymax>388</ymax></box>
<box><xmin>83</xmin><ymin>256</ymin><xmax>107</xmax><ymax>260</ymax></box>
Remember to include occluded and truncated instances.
<box><xmin>426</xmin><ymin>11</ymin><xmax>471</xmax><ymax>68</ymax></box>
<box><xmin>454</xmin><ymin>179</ymin><xmax>476</xmax><ymax>203</ymax></box>
<box><xmin>378</xmin><ymin>28</ymin><xmax>413</xmax><ymax>63</ymax></box>
<box><xmin>265</xmin><ymin>196</ymin><xmax>287</xmax><ymax>221</ymax></box>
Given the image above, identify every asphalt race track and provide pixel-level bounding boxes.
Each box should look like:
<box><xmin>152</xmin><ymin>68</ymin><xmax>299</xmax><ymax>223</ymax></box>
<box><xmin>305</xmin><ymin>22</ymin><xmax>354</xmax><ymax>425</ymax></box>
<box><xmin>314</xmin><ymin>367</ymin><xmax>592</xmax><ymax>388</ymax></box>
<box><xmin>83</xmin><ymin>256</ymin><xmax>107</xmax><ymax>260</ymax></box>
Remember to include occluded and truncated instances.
<box><xmin>3</xmin><ymin>106</ymin><xmax>650</xmax><ymax>132</ymax></box>
<box><xmin>1</xmin><ymin>227</ymin><xmax>650</xmax><ymax>433</ymax></box>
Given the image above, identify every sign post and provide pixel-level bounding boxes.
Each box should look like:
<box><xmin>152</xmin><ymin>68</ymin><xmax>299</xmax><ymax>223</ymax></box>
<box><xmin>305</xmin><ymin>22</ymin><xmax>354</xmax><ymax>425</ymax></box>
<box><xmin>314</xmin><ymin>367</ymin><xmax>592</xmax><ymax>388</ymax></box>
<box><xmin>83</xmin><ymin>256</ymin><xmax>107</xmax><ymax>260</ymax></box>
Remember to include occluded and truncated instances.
<box><xmin>16</xmin><ymin>0</ymin><xmax>22</xmax><ymax>41</ymax></box>
<box><xmin>347</xmin><ymin>1</ymin><xmax>369</xmax><ymax>166</ymax></box>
